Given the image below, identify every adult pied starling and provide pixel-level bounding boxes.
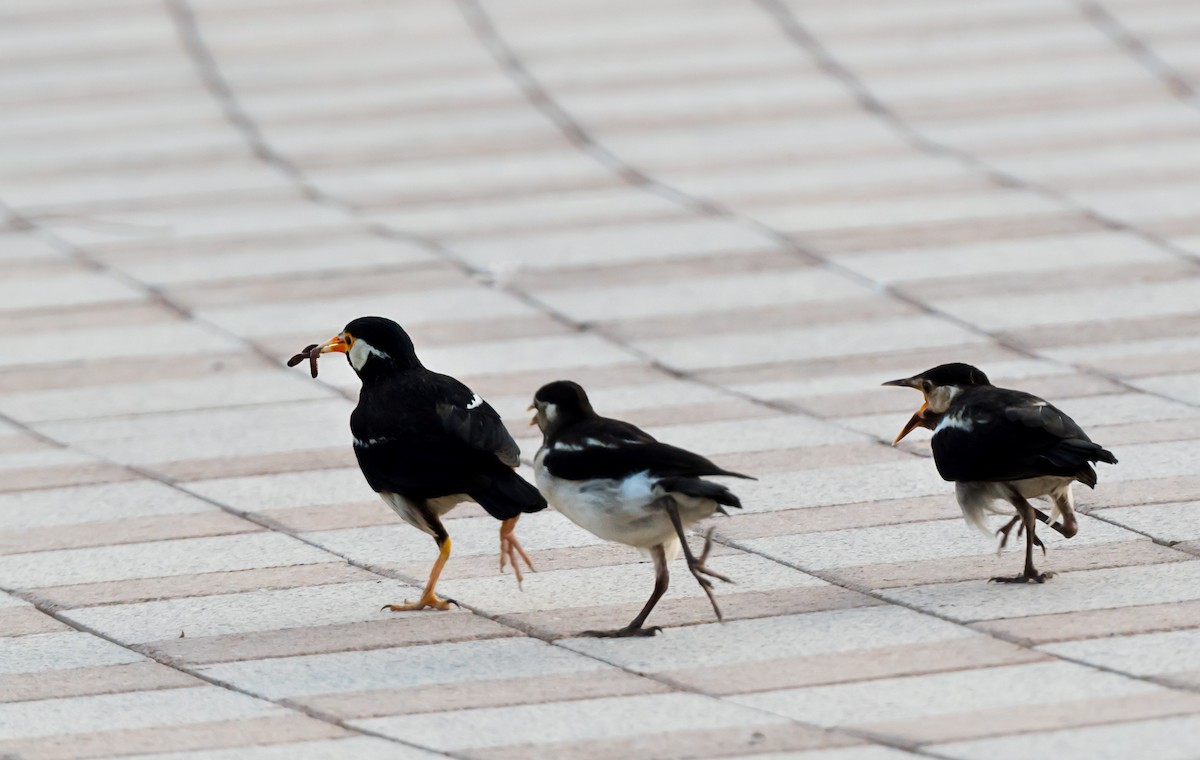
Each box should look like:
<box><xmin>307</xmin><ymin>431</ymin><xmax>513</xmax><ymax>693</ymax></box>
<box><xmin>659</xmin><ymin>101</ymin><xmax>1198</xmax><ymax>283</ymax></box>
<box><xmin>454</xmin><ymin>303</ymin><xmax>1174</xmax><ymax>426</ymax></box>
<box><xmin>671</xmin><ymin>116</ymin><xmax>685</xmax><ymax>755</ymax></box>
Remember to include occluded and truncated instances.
<box><xmin>884</xmin><ymin>363</ymin><xmax>1117</xmax><ymax>583</ymax></box>
<box><xmin>530</xmin><ymin>380</ymin><xmax>752</xmax><ymax>637</ymax></box>
<box><xmin>307</xmin><ymin>316</ymin><xmax>546</xmax><ymax>610</ymax></box>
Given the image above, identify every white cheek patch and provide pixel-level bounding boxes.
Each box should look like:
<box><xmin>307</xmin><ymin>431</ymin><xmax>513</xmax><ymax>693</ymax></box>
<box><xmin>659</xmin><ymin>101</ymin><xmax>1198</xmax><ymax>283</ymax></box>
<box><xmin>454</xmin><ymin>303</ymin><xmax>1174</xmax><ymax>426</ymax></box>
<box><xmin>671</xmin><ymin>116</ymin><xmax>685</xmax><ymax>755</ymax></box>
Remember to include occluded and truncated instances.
<box><xmin>466</xmin><ymin>393</ymin><xmax>483</xmax><ymax>410</ymax></box>
<box><xmin>544</xmin><ymin>403</ymin><xmax>558</xmax><ymax>423</ymax></box>
<box><xmin>349</xmin><ymin>339</ymin><xmax>388</xmax><ymax>371</ymax></box>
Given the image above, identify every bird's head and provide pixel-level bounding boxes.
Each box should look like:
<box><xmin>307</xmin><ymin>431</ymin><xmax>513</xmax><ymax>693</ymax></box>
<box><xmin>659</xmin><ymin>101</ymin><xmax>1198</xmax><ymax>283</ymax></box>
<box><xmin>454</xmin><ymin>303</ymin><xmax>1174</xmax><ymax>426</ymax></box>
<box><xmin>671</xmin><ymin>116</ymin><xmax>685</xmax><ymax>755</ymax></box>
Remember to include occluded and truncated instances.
<box><xmin>529</xmin><ymin>380</ymin><xmax>595</xmax><ymax>437</ymax></box>
<box><xmin>313</xmin><ymin>316</ymin><xmax>421</xmax><ymax>378</ymax></box>
<box><xmin>882</xmin><ymin>363</ymin><xmax>991</xmax><ymax>445</ymax></box>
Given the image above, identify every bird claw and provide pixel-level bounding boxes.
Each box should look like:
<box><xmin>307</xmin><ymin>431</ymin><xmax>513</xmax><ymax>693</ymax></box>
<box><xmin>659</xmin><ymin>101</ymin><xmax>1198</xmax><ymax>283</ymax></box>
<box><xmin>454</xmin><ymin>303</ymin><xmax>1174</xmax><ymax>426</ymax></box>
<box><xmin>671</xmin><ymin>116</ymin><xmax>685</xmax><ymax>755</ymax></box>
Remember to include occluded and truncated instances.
<box><xmin>988</xmin><ymin>571</ymin><xmax>1054</xmax><ymax>585</ymax></box>
<box><xmin>684</xmin><ymin>527</ymin><xmax>734</xmax><ymax>622</ymax></box>
<box><xmin>499</xmin><ymin>518</ymin><xmax>535</xmax><ymax>589</ymax></box>
<box><xmin>690</xmin><ymin>528</ymin><xmax>734</xmax><ymax>585</ymax></box>
<box><xmin>382</xmin><ymin>595</ymin><xmax>458</xmax><ymax>612</ymax></box>
<box><xmin>581</xmin><ymin>625</ymin><xmax>662</xmax><ymax>638</ymax></box>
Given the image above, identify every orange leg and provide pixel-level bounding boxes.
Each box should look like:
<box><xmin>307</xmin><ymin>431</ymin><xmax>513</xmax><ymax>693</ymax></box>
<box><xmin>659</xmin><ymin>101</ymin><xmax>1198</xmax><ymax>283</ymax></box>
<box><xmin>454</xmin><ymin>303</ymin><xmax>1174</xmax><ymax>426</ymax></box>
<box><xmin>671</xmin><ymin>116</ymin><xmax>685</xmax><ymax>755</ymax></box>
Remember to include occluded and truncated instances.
<box><xmin>499</xmin><ymin>516</ymin><xmax>535</xmax><ymax>586</ymax></box>
<box><xmin>383</xmin><ymin>537</ymin><xmax>457</xmax><ymax>611</ymax></box>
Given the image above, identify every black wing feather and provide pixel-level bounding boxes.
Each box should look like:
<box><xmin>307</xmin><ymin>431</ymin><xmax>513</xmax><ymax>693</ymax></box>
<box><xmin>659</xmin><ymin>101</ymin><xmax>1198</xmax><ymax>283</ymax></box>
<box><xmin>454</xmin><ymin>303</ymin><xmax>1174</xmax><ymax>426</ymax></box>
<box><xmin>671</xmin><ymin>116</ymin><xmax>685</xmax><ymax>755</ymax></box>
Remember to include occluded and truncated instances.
<box><xmin>931</xmin><ymin>388</ymin><xmax>1117</xmax><ymax>485</ymax></box>
<box><xmin>351</xmin><ymin>371</ymin><xmax>545</xmax><ymax>518</ymax></box>
<box><xmin>545</xmin><ymin>416</ymin><xmax>752</xmax><ymax>482</ymax></box>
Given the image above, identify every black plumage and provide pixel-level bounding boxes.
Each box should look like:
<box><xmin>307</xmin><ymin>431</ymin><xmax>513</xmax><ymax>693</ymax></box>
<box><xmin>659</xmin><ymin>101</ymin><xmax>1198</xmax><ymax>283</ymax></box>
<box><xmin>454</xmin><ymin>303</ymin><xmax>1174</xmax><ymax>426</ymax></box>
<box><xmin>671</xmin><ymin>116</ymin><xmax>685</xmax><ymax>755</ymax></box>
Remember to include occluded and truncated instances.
<box><xmin>929</xmin><ymin>386</ymin><xmax>1117</xmax><ymax>487</ymax></box>
<box><xmin>531</xmin><ymin>380</ymin><xmax>751</xmax><ymax>636</ymax></box>
<box><xmin>885</xmin><ymin>363</ymin><xmax>1116</xmax><ymax>584</ymax></box>
<box><xmin>301</xmin><ymin>316</ymin><xmax>545</xmax><ymax>611</ymax></box>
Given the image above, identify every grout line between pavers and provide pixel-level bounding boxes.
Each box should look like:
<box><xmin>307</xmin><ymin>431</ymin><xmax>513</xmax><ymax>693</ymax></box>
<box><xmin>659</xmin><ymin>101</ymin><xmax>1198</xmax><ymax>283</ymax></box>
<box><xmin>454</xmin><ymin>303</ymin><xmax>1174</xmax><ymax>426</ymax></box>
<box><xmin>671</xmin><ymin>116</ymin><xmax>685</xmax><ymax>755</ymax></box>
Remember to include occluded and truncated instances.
<box><xmin>1079</xmin><ymin>0</ymin><xmax>1200</xmax><ymax>110</ymax></box>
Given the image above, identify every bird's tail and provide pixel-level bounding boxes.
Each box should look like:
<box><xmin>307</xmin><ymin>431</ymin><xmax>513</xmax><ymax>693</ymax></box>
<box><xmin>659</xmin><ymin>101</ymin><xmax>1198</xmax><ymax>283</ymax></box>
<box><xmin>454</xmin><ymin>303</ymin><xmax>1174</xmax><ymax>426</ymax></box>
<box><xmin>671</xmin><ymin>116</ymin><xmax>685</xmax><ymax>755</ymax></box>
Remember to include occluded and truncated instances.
<box><xmin>657</xmin><ymin>476</ymin><xmax>745</xmax><ymax>511</ymax></box>
<box><xmin>1094</xmin><ymin>447</ymin><xmax>1118</xmax><ymax>465</ymax></box>
<box><xmin>471</xmin><ymin>469</ymin><xmax>547</xmax><ymax>521</ymax></box>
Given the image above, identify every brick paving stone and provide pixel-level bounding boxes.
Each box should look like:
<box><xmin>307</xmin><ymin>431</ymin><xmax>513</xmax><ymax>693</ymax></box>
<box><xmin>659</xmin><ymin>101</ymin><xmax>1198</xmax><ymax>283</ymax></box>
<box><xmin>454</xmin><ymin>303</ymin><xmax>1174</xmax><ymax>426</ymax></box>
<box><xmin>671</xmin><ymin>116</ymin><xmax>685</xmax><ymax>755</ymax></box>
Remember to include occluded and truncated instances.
<box><xmin>129</xmin><ymin>737</ymin><xmax>449</xmax><ymax>760</ymax></box>
<box><xmin>0</xmin><ymin>686</ymin><xmax>285</xmax><ymax>742</ymax></box>
<box><xmin>0</xmin><ymin>631</ymin><xmax>144</xmax><ymax>674</ymax></box>
<box><xmin>199</xmin><ymin>637</ymin><xmax>609</xmax><ymax>700</ymax></box>
<box><xmin>0</xmin><ymin>532</ymin><xmax>329</xmax><ymax>590</ymax></box>
<box><xmin>729</xmin><ymin>661</ymin><xmax>1163</xmax><ymax>729</ymax></box>
<box><xmin>355</xmin><ymin>692</ymin><xmax>788</xmax><ymax>753</ymax></box>
<box><xmin>60</xmin><ymin>579</ymin><xmax>429</xmax><ymax>645</ymax></box>
<box><xmin>932</xmin><ymin>715</ymin><xmax>1200</xmax><ymax>760</ymax></box>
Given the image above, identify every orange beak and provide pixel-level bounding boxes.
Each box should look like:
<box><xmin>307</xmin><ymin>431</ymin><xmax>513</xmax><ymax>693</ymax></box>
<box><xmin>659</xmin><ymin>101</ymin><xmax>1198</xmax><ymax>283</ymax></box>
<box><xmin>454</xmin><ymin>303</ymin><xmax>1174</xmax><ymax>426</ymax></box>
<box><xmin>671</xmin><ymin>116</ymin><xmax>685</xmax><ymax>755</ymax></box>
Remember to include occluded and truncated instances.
<box><xmin>882</xmin><ymin>377</ymin><xmax>926</xmax><ymax>446</ymax></box>
<box><xmin>891</xmin><ymin>400</ymin><xmax>928</xmax><ymax>445</ymax></box>
<box><xmin>318</xmin><ymin>334</ymin><xmax>349</xmax><ymax>354</ymax></box>
<box><xmin>527</xmin><ymin>403</ymin><xmax>537</xmax><ymax>427</ymax></box>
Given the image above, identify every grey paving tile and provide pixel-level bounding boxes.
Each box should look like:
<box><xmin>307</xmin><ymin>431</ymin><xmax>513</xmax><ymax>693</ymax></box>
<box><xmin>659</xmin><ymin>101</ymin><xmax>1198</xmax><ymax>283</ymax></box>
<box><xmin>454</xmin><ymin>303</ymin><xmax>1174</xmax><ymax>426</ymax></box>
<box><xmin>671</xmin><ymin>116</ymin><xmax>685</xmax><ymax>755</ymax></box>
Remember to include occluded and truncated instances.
<box><xmin>0</xmin><ymin>533</ymin><xmax>330</xmax><ymax>589</ymax></box>
<box><xmin>0</xmin><ymin>370</ymin><xmax>333</xmax><ymax>423</ymax></box>
<box><xmin>561</xmin><ymin>605</ymin><xmax>971</xmax><ymax>672</ymax></box>
<box><xmin>0</xmin><ymin>321</ymin><xmax>241</xmax><ymax>369</ymax></box>
<box><xmin>0</xmin><ymin>686</ymin><xmax>285</xmax><ymax>741</ymax></box>
<box><xmin>645</xmin><ymin>314</ymin><xmax>986</xmax><ymax>371</ymax></box>
<box><xmin>728</xmin><ymin>661</ymin><xmax>1159</xmax><ymax>728</ymax></box>
<box><xmin>724</xmin><ymin>748</ymin><xmax>915</xmax><ymax>760</ymax></box>
<box><xmin>36</xmin><ymin>399</ymin><xmax>354</xmax><ymax>465</ymax></box>
<box><xmin>129</xmin><ymin>736</ymin><xmax>448</xmax><ymax>760</ymax></box>
<box><xmin>60</xmin><ymin>580</ymin><xmax>425</xmax><ymax>644</ymax></box>
<box><xmin>199</xmin><ymin>638</ymin><xmax>607</xmax><ymax>700</ymax></box>
<box><xmin>0</xmin><ymin>481</ymin><xmax>214</xmax><ymax>532</ymax></box>
<box><xmin>882</xmin><ymin>561</ymin><xmax>1200</xmax><ymax>622</ymax></box>
<box><xmin>1095</xmin><ymin>502</ymin><xmax>1200</xmax><ymax>545</ymax></box>
<box><xmin>838</xmin><ymin>232</ymin><xmax>1170</xmax><ymax>284</ymax></box>
<box><xmin>932</xmin><ymin>714</ymin><xmax>1200</xmax><ymax>760</ymax></box>
<box><xmin>439</xmin><ymin>551</ymin><xmax>825</xmax><ymax>618</ymax></box>
<box><xmin>304</xmin><ymin>510</ymin><xmax>603</xmax><ymax>565</ymax></box>
<box><xmin>0</xmin><ymin>631</ymin><xmax>144</xmax><ymax>675</ymax></box>
<box><xmin>745</xmin><ymin>515</ymin><xmax>1138</xmax><ymax>572</ymax></box>
<box><xmin>1040</xmin><ymin>629</ymin><xmax>1200</xmax><ymax>678</ymax></box>
<box><xmin>199</xmin><ymin>287</ymin><xmax>537</xmax><ymax>338</ymax></box>
<box><xmin>451</xmin><ymin>218</ymin><xmax>778</xmax><ymax>271</ymax></box>
<box><xmin>183</xmin><ymin>468</ymin><xmax>374</xmax><ymax>512</ymax></box>
<box><xmin>0</xmin><ymin>271</ymin><xmax>144</xmax><ymax>312</ymax></box>
<box><xmin>355</xmin><ymin>692</ymin><xmax>786</xmax><ymax>752</ymax></box>
<box><xmin>532</xmin><ymin>268</ymin><xmax>871</xmax><ymax>322</ymax></box>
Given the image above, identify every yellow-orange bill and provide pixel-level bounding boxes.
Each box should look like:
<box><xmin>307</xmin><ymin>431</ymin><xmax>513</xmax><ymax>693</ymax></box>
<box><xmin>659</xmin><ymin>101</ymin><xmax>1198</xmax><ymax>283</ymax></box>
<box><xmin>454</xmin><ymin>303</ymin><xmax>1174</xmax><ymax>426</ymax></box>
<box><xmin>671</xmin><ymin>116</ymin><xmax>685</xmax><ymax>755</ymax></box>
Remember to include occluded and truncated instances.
<box><xmin>892</xmin><ymin>401</ymin><xmax>927</xmax><ymax>445</ymax></box>
<box><xmin>318</xmin><ymin>334</ymin><xmax>348</xmax><ymax>354</ymax></box>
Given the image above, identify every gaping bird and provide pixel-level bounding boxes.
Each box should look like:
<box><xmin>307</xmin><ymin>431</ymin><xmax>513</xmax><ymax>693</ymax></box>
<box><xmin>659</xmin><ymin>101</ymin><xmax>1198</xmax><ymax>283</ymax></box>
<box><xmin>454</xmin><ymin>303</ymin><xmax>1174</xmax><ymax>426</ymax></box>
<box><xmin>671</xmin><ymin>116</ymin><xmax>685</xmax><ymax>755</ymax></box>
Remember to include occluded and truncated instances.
<box><xmin>302</xmin><ymin>316</ymin><xmax>546</xmax><ymax>610</ymax></box>
<box><xmin>884</xmin><ymin>363</ymin><xmax>1117</xmax><ymax>583</ymax></box>
<box><xmin>530</xmin><ymin>380</ymin><xmax>752</xmax><ymax>636</ymax></box>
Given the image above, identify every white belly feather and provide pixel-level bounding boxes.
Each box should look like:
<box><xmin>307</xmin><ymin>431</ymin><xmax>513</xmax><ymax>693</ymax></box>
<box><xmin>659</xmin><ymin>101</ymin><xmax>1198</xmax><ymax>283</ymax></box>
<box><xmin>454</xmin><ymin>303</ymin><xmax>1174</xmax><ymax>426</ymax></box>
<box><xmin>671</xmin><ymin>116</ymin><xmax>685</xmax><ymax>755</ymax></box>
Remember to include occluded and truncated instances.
<box><xmin>534</xmin><ymin>447</ymin><xmax>718</xmax><ymax>550</ymax></box>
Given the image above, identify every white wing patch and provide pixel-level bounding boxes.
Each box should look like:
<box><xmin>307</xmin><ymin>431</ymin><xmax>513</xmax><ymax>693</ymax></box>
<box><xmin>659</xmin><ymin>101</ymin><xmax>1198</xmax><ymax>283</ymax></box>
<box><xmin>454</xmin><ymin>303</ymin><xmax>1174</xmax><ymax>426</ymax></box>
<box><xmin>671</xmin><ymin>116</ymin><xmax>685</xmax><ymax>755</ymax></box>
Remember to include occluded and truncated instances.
<box><xmin>934</xmin><ymin>413</ymin><xmax>974</xmax><ymax>434</ymax></box>
<box><xmin>353</xmin><ymin>435</ymin><xmax>393</xmax><ymax>448</ymax></box>
<box><xmin>552</xmin><ymin>438</ymin><xmax>619</xmax><ymax>452</ymax></box>
<box><xmin>466</xmin><ymin>393</ymin><xmax>483</xmax><ymax>410</ymax></box>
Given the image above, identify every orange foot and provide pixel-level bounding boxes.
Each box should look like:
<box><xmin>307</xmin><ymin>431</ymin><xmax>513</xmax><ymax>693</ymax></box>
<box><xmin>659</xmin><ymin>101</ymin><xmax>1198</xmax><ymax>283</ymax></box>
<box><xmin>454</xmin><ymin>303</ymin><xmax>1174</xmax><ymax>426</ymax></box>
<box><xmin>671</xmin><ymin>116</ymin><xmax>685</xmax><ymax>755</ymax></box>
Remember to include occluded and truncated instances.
<box><xmin>499</xmin><ymin>516</ymin><xmax>536</xmax><ymax>586</ymax></box>
<box><xmin>382</xmin><ymin>593</ymin><xmax>458</xmax><ymax>612</ymax></box>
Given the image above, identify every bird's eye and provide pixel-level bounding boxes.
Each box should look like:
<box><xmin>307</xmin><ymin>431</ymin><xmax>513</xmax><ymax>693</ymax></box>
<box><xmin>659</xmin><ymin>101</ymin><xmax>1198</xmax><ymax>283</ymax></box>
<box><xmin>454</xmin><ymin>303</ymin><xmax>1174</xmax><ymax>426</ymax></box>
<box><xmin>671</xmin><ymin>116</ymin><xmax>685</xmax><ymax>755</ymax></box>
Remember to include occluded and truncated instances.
<box><xmin>922</xmin><ymin>380</ymin><xmax>933</xmax><ymax>393</ymax></box>
<box><xmin>344</xmin><ymin>333</ymin><xmax>354</xmax><ymax>346</ymax></box>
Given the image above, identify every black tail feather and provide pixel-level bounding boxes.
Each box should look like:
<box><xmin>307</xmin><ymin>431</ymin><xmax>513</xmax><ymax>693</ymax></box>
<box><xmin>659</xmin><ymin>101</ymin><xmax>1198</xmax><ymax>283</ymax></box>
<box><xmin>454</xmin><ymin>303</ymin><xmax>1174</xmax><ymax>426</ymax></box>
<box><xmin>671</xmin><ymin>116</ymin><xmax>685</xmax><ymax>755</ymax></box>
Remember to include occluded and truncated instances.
<box><xmin>658</xmin><ymin>476</ymin><xmax>745</xmax><ymax>510</ymax></box>
<box><xmin>471</xmin><ymin>469</ymin><xmax>547</xmax><ymax>521</ymax></box>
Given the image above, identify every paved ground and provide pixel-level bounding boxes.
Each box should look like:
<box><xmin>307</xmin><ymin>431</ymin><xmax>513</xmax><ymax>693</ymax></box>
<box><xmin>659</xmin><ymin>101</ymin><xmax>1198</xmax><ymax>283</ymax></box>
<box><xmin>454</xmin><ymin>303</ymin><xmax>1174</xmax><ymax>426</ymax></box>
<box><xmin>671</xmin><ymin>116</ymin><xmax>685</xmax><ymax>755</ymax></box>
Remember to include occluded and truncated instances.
<box><xmin>3</xmin><ymin>0</ymin><xmax>1200</xmax><ymax>758</ymax></box>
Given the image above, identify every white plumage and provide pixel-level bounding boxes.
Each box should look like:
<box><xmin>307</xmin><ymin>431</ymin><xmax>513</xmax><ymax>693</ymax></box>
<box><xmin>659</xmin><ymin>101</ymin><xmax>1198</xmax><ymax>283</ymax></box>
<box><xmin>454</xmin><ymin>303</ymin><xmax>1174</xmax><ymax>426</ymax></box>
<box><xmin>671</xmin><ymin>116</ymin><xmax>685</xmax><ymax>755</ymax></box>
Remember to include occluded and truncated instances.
<box><xmin>534</xmin><ymin>449</ymin><xmax>720</xmax><ymax>559</ymax></box>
